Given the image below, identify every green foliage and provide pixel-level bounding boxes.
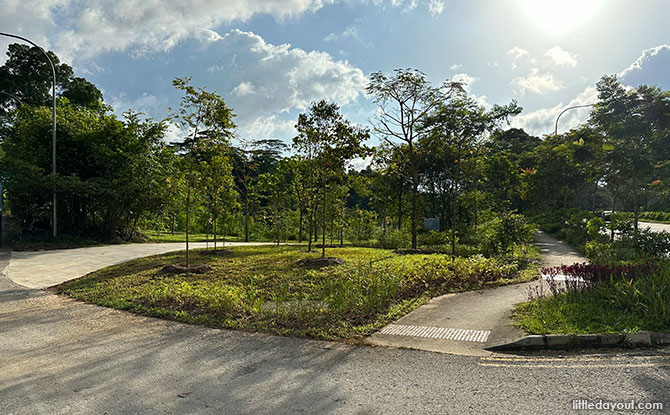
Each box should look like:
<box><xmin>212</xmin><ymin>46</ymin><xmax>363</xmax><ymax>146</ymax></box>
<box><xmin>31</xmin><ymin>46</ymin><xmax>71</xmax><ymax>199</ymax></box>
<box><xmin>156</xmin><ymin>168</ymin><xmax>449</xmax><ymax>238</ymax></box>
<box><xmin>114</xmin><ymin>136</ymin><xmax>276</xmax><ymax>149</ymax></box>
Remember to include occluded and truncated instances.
<box><xmin>418</xmin><ymin>230</ymin><xmax>449</xmax><ymax>247</ymax></box>
<box><xmin>59</xmin><ymin>246</ymin><xmax>537</xmax><ymax>340</ymax></box>
<box><xmin>515</xmin><ymin>263</ymin><xmax>670</xmax><ymax>334</ymax></box>
<box><xmin>483</xmin><ymin>211</ymin><xmax>535</xmax><ymax>256</ymax></box>
<box><xmin>586</xmin><ymin>217</ymin><xmax>607</xmax><ymax>242</ymax></box>
<box><xmin>1</xmin><ymin>102</ymin><xmax>172</xmax><ymax>240</ymax></box>
<box><xmin>0</xmin><ymin>43</ymin><xmax>103</xmax><ymax>114</ymax></box>
<box><xmin>376</xmin><ymin>229</ymin><xmax>411</xmax><ymax>249</ymax></box>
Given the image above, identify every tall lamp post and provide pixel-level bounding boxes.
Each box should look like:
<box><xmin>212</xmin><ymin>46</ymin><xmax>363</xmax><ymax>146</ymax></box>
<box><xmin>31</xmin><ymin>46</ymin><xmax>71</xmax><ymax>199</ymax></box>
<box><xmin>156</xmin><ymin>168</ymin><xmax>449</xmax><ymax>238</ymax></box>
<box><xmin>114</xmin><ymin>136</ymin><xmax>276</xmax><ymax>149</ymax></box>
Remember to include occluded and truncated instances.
<box><xmin>554</xmin><ymin>104</ymin><xmax>596</xmax><ymax>136</ymax></box>
<box><xmin>1</xmin><ymin>32</ymin><xmax>58</xmax><ymax>237</ymax></box>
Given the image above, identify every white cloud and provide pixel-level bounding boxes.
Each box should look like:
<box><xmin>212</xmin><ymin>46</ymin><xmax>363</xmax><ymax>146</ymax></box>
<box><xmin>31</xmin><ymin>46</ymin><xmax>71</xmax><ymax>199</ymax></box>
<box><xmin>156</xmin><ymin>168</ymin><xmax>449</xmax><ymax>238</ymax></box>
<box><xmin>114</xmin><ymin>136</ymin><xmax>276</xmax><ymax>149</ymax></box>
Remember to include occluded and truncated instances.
<box><xmin>323</xmin><ymin>32</ymin><xmax>338</xmax><ymax>42</ymax></box>
<box><xmin>2</xmin><ymin>0</ymin><xmax>448</xmax><ymax>63</ymax></box>
<box><xmin>451</xmin><ymin>72</ymin><xmax>478</xmax><ymax>92</ymax></box>
<box><xmin>43</xmin><ymin>0</ymin><xmax>334</xmax><ymax>60</ymax></box>
<box><xmin>427</xmin><ymin>0</ymin><xmax>444</xmax><ymax>16</ymax></box>
<box><xmin>507</xmin><ymin>46</ymin><xmax>529</xmax><ymax>60</ymax></box>
<box><xmin>511</xmin><ymin>68</ymin><xmax>565</xmax><ymax>95</ymax></box>
<box><xmin>231</xmin><ymin>81</ymin><xmax>256</xmax><ymax>96</ymax></box>
<box><xmin>513</xmin><ymin>43</ymin><xmax>670</xmax><ymax>136</ymax></box>
<box><xmin>208</xmin><ymin>30</ymin><xmax>367</xmax><ymax>139</ymax></box>
<box><xmin>544</xmin><ymin>46</ymin><xmax>578</xmax><ymax>67</ymax></box>
<box><xmin>109</xmin><ymin>92</ymin><xmax>169</xmax><ymax>118</ymax></box>
<box><xmin>322</xmin><ymin>23</ymin><xmax>371</xmax><ymax>47</ymax></box>
<box><xmin>511</xmin><ymin>86</ymin><xmax>597</xmax><ymax>136</ymax></box>
<box><xmin>243</xmin><ymin>115</ymin><xmax>297</xmax><ymax>139</ymax></box>
<box><xmin>450</xmin><ymin>63</ymin><xmax>463</xmax><ymax>71</ymax></box>
<box><xmin>619</xmin><ymin>44</ymin><xmax>670</xmax><ymax>90</ymax></box>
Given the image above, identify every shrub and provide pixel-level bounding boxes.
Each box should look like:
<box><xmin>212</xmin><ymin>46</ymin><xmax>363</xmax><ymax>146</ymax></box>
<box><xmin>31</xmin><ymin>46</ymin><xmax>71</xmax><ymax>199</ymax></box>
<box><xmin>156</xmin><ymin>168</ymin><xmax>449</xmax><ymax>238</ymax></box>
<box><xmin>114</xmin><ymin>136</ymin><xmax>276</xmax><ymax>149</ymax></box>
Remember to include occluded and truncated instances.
<box><xmin>376</xmin><ymin>229</ymin><xmax>411</xmax><ymax>249</ymax></box>
<box><xmin>418</xmin><ymin>230</ymin><xmax>449</xmax><ymax>248</ymax></box>
<box><xmin>484</xmin><ymin>212</ymin><xmax>535</xmax><ymax>256</ymax></box>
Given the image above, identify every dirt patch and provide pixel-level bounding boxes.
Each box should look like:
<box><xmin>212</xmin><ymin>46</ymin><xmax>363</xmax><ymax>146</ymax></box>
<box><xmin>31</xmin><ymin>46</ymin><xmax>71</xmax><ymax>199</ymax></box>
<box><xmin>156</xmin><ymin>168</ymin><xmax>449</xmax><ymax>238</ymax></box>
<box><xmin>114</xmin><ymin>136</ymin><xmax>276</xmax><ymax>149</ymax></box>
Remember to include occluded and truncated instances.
<box><xmin>200</xmin><ymin>249</ymin><xmax>233</xmax><ymax>257</ymax></box>
<box><xmin>297</xmin><ymin>257</ymin><xmax>345</xmax><ymax>268</ymax></box>
<box><xmin>159</xmin><ymin>264</ymin><xmax>212</xmax><ymax>275</ymax></box>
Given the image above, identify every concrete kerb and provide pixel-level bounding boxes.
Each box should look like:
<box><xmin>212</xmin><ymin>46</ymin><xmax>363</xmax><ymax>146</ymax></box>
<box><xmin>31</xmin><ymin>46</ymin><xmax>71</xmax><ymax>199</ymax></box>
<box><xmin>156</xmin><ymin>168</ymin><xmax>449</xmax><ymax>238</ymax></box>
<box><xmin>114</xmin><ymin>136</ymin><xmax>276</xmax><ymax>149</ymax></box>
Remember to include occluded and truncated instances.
<box><xmin>487</xmin><ymin>331</ymin><xmax>670</xmax><ymax>352</ymax></box>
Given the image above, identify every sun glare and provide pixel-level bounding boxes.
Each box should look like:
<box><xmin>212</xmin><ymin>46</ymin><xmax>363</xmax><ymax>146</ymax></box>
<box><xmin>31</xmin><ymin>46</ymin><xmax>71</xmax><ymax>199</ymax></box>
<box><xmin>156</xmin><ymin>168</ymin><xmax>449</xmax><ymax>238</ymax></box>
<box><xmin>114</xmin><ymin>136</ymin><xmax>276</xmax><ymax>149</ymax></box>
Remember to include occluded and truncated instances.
<box><xmin>518</xmin><ymin>0</ymin><xmax>605</xmax><ymax>35</ymax></box>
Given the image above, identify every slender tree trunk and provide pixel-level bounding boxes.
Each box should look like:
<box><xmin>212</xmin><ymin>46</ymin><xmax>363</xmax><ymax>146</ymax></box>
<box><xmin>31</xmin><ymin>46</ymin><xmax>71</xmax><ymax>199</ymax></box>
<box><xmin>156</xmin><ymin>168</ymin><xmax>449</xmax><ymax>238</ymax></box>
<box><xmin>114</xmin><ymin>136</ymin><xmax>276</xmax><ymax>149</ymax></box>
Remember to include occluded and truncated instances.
<box><xmin>186</xmin><ymin>184</ymin><xmax>190</xmax><ymax>267</ymax></box>
<box><xmin>298</xmin><ymin>208</ymin><xmax>303</xmax><ymax>242</ymax></box>
<box><xmin>397</xmin><ymin>186</ymin><xmax>402</xmax><ymax>230</ymax></box>
<box><xmin>171</xmin><ymin>213</ymin><xmax>175</xmax><ymax>235</ymax></box>
<box><xmin>321</xmin><ymin>174</ymin><xmax>327</xmax><ymax>258</ymax></box>
<box><xmin>411</xmin><ymin>171</ymin><xmax>418</xmax><ymax>250</ymax></box>
<box><xmin>340</xmin><ymin>227</ymin><xmax>343</xmax><ymax>246</ymax></box>
<box><xmin>213</xmin><ymin>214</ymin><xmax>217</xmax><ymax>251</ymax></box>
<box><xmin>474</xmin><ymin>196</ymin><xmax>479</xmax><ymax>232</ymax></box>
<box><xmin>307</xmin><ymin>208</ymin><xmax>313</xmax><ymax>252</ymax></box>
<box><xmin>244</xmin><ymin>208</ymin><xmax>249</xmax><ymax>242</ymax></box>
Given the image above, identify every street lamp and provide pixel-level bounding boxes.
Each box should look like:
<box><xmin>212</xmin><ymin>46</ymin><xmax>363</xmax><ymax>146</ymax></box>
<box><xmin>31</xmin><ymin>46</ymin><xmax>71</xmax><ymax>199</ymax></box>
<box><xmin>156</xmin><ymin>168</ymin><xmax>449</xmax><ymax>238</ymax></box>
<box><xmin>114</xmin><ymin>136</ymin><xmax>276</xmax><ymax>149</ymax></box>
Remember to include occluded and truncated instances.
<box><xmin>554</xmin><ymin>104</ymin><xmax>596</xmax><ymax>136</ymax></box>
<box><xmin>0</xmin><ymin>32</ymin><xmax>58</xmax><ymax>237</ymax></box>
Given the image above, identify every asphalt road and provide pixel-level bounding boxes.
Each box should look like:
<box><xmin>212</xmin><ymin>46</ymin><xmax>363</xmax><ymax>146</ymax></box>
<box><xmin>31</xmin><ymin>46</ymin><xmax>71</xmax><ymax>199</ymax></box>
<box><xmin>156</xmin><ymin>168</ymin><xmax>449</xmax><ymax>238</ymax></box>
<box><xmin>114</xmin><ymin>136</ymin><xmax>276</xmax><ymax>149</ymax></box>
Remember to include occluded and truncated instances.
<box><xmin>1</xmin><ymin>259</ymin><xmax>668</xmax><ymax>415</ymax></box>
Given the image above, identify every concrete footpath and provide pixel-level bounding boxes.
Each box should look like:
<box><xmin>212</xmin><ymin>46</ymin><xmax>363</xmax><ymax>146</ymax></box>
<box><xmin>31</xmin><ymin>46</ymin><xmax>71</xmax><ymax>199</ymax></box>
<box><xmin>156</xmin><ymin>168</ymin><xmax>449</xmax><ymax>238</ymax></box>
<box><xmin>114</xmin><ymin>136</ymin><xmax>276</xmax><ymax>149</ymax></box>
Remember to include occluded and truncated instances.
<box><xmin>6</xmin><ymin>242</ymin><xmax>272</xmax><ymax>289</ymax></box>
<box><xmin>369</xmin><ymin>231</ymin><xmax>586</xmax><ymax>356</ymax></box>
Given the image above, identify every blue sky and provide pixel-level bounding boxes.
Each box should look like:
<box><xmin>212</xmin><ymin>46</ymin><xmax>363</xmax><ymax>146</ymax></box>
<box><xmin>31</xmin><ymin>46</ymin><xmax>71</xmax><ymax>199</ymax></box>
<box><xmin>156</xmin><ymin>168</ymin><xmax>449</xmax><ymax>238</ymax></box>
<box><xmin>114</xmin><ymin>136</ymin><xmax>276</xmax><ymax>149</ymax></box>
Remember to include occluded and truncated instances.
<box><xmin>1</xmin><ymin>0</ymin><xmax>669</xmax><ymax>146</ymax></box>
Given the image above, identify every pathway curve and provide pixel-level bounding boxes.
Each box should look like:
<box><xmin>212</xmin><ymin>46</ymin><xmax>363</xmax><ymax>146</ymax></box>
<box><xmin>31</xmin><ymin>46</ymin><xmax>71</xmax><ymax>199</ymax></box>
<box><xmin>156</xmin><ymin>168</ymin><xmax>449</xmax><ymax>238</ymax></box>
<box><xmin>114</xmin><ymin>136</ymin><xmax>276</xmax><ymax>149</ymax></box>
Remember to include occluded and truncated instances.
<box><xmin>6</xmin><ymin>242</ymin><xmax>273</xmax><ymax>289</ymax></box>
<box><xmin>369</xmin><ymin>231</ymin><xmax>587</xmax><ymax>356</ymax></box>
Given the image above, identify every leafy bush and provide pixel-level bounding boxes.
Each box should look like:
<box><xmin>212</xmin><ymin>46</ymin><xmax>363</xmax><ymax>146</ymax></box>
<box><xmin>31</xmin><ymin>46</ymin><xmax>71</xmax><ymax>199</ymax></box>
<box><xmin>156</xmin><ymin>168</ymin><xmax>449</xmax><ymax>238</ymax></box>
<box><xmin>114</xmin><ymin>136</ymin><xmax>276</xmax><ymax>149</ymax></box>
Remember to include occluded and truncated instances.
<box><xmin>418</xmin><ymin>230</ymin><xmax>449</xmax><ymax>247</ymax></box>
<box><xmin>586</xmin><ymin>217</ymin><xmax>608</xmax><ymax>243</ymax></box>
<box><xmin>375</xmin><ymin>229</ymin><xmax>411</xmax><ymax>249</ymax></box>
<box><xmin>484</xmin><ymin>211</ymin><xmax>535</xmax><ymax>256</ymax></box>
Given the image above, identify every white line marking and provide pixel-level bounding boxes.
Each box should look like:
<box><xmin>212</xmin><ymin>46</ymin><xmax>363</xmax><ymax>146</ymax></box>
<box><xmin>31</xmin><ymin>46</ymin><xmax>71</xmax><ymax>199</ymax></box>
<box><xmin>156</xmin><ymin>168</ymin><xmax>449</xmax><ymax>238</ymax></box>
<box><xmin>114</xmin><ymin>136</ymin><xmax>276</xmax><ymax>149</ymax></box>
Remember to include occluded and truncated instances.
<box><xmin>379</xmin><ymin>324</ymin><xmax>491</xmax><ymax>343</ymax></box>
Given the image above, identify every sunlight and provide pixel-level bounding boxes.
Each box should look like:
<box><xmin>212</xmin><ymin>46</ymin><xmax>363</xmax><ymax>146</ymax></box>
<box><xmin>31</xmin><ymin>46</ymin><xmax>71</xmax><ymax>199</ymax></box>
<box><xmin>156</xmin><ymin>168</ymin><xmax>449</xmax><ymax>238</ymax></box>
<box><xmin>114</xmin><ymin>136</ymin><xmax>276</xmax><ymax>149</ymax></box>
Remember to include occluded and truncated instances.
<box><xmin>518</xmin><ymin>0</ymin><xmax>605</xmax><ymax>35</ymax></box>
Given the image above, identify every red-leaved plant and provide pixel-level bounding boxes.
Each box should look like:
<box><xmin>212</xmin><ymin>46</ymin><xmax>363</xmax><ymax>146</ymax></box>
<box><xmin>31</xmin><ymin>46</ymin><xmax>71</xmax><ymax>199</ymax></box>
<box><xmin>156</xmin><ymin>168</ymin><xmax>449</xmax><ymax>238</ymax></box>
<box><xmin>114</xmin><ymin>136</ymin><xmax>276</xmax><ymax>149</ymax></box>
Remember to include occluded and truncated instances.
<box><xmin>533</xmin><ymin>262</ymin><xmax>656</xmax><ymax>298</ymax></box>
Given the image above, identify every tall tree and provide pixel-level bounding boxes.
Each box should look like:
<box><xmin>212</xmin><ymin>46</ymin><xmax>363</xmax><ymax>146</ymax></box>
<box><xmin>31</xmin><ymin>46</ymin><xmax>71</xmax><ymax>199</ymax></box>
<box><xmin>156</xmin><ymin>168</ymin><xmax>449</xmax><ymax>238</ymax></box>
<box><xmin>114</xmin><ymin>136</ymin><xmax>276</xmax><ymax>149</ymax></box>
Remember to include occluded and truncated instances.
<box><xmin>420</xmin><ymin>97</ymin><xmax>521</xmax><ymax>255</ymax></box>
<box><xmin>0</xmin><ymin>43</ymin><xmax>102</xmax><ymax>116</ymax></box>
<box><xmin>590</xmin><ymin>75</ymin><xmax>668</xmax><ymax>231</ymax></box>
<box><xmin>366</xmin><ymin>69</ymin><xmax>462</xmax><ymax>249</ymax></box>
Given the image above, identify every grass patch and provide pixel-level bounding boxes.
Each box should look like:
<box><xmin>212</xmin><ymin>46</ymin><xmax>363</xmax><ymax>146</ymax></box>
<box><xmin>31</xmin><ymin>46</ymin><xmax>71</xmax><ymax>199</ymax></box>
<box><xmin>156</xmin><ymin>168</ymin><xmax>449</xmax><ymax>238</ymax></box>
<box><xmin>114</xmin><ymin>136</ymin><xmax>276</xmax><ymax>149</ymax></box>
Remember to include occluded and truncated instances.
<box><xmin>57</xmin><ymin>246</ymin><xmax>539</xmax><ymax>341</ymax></box>
<box><xmin>514</xmin><ymin>264</ymin><xmax>670</xmax><ymax>335</ymax></box>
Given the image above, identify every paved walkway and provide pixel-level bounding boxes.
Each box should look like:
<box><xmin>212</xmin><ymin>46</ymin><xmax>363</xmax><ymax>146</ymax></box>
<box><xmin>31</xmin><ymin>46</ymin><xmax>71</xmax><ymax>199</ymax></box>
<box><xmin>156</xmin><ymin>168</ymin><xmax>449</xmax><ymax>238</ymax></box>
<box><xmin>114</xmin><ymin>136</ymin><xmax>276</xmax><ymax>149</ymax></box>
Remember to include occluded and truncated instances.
<box><xmin>6</xmin><ymin>242</ymin><xmax>272</xmax><ymax>289</ymax></box>
<box><xmin>369</xmin><ymin>231</ymin><xmax>587</xmax><ymax>356</ymax></box>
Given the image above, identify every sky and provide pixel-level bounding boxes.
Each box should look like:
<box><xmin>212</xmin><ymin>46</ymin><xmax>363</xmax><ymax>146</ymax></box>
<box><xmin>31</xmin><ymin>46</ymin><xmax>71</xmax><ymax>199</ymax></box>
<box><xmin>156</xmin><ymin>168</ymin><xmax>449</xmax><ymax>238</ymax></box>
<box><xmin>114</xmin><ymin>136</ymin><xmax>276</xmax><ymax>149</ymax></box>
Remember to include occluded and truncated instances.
<box><xmin>1</xmin><ymin>0</ymin><xmax>669</xmax><ymax>148</ymax></box>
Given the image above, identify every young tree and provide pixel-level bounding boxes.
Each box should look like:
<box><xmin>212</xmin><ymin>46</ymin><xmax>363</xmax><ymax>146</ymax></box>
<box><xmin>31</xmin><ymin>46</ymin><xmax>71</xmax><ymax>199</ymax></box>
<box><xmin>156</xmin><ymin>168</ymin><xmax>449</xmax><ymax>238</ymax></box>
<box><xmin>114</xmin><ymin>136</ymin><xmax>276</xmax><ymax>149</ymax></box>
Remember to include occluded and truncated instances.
<box><xmin>199</xmin><ymin>142</ymin><xmax>238</xmax><ymax>249</ymax></box>
<box><xmin>366</xmin><ymin>69</ymin><xmax>462</xmax><ymax>249</ymax></box>
<box><xmin>172</xmin><ymin>77</ymin><xmax>235</xmax><ymax>266</ymax></box>
<box><xmin>294</xmin><ymin>100</ymin><xmax>369</xmax><ymax>258</ymax></box>
<box><xmin>231</xmin><ymin>139</ymin><xmax>285</xmax><ymax>241</ymax></box>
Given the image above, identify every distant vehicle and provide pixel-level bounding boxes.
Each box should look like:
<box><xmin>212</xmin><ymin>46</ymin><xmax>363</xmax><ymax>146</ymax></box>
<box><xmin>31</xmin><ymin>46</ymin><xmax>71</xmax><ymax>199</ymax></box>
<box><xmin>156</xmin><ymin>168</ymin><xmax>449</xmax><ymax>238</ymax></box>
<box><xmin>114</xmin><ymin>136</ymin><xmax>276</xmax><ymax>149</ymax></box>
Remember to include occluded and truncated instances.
<box><xmin>601</xmin><ymin>210</ymin><xmax>614</xmax><ymax>221</ymax></box>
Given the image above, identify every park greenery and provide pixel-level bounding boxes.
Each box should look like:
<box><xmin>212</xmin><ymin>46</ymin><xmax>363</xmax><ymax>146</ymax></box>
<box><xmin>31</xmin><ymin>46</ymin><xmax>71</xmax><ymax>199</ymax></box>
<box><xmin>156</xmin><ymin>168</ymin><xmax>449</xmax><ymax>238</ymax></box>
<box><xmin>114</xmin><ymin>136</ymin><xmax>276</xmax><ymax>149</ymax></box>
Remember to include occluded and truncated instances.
<box><xmin>57</xmin><ymin>245</ymin><xmax>538</xmax><ymax>340</ymax></box>
<box><xmin>2</xmin><ymin>44</ymin><xmax>670</xmax><ymax>337</ymax></box>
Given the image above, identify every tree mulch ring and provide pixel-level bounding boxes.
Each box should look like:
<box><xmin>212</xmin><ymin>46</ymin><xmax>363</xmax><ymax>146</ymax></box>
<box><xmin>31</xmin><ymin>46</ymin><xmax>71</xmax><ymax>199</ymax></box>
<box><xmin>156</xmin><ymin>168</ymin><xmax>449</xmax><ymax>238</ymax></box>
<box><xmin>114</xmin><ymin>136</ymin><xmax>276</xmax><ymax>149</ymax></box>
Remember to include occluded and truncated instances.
<box><xmin>297</xmin><ymin>257</ymin><xmax>346</xmax><ymax>268</ymax></box>
<box><xmin>200</xmin><ymin>248</ymin><xmax>233</xmax><ymax>257</ymax></box>
<box><xmin>393</xmin><ymin>248</ymin><xmax>443</xmax><ymax>255</ymax></box>
<box><xmin>159</xmin><ymin>264</ymin><xmax>213</xmax><ymax>275</ymax></box>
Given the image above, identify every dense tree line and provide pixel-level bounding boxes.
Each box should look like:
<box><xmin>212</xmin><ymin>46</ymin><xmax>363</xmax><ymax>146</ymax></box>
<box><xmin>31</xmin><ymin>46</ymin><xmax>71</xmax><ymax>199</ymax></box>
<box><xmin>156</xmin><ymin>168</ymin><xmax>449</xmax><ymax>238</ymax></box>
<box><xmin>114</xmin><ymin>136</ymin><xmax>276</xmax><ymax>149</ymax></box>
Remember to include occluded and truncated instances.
<box><xmin>1</xmin><ymin>44</ymin><xmax>669</xmax><ymax>254</ymax></box>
